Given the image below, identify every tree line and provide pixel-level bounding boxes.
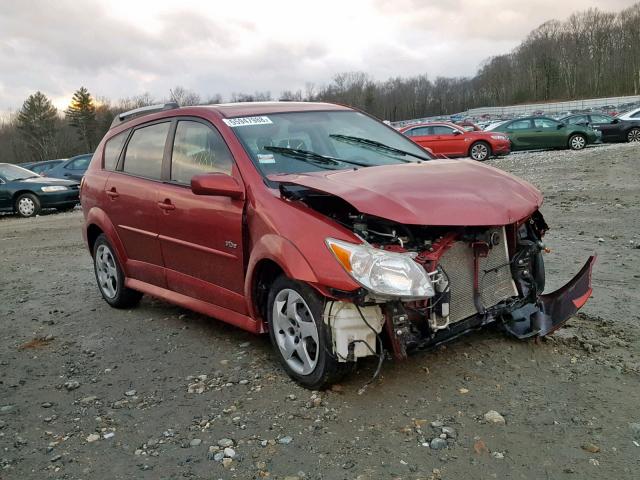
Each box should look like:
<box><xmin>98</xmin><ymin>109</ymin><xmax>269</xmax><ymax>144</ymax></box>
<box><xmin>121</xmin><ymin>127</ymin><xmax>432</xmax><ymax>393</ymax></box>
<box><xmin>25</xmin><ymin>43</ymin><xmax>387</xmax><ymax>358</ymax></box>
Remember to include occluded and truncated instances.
<box><xmin>1</xmin><ymin>2</ymin><xmax>638</xmax><ymax>164</ymax></box>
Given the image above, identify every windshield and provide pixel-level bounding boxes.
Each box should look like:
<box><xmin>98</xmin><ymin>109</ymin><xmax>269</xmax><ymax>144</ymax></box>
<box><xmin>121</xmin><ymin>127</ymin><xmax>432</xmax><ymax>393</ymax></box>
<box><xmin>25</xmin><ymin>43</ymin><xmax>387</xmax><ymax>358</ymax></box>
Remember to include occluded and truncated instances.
<box><xmin>0</xmin><ymin>164</ymin><xmax>39</xmax><ymax>181</ymax></box>
<box><xmin>229</xmin><ymin>110</ymin><xmax>433</xmax><ymax>176</ymax></box>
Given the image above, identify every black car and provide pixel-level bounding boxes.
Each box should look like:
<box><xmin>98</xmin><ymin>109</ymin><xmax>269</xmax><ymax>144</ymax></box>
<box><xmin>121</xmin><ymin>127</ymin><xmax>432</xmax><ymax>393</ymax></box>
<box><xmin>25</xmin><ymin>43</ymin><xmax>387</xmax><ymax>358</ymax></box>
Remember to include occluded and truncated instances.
<box><xmin>0</xmin><ymin>163</ymin><xmax>79</xmax><ymax>218</ymax></box>
<box><xmin>44</xmin><ymin>153</ymin><xmax>93</xmax><ymax>181</ymax></box>
<box><xmin>20</xmin><ymin>159</ymin><xmax>66</xmax><ymax>176</ymax></box>
<box><xmin>560</xmin><ymin>113</ymin><xmax>640</xmax><ymax>143</ymax></box>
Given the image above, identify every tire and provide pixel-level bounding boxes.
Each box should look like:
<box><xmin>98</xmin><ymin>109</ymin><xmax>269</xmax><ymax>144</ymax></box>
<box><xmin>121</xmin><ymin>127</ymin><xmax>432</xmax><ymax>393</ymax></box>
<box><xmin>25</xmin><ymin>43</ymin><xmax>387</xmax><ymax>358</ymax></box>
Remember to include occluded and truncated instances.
<box><xmin>14</xmin><ymin>192</ymin><xmax>41</xmax><ymax>218</ymax></box>
<box><xmin>267</xmin><ymin>276</ymin><xmax>347</xmax><ymax>389</ymax></box>
<box><xmin>627</xmin><ymin>127</ymin><xmax>640</xmax><ymax>143</ymax></box>
<box><xmin>568</xmin><ymin>134</ymin><xmax>587</xmax><ymax>150</ymax></box>
<box><xmin>469</xmin><ymin>141</ymin><xmax>491</xmax><ymax>161</ymax></box>
<box><xmin>92</xmin><ymin>234</ymin><xmax>142</xmax><ymax>308</ymax></box>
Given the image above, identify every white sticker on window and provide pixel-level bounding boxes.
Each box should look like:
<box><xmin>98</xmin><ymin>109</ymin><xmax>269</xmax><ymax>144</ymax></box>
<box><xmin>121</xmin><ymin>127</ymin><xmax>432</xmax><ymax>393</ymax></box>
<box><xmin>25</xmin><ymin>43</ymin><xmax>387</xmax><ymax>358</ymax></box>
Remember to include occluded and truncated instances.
<box><xmin>223</xmin><ymin>116</ymin><xmax>273</xmax><ymax>127</ymax></box>
<box><xmin>257</xmin><ymin>154</ymin><xmax>276</xmax><ymax>164</ymax></box>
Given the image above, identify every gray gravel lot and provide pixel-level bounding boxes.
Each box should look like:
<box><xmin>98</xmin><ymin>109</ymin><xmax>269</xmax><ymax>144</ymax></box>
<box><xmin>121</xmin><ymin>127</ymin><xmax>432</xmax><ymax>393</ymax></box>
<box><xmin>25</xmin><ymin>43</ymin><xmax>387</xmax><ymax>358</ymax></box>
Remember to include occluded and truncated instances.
<box><xmin>1</xmin><ymin>143</ymin><xmax>639</xmax><ymax>479</ymax></box>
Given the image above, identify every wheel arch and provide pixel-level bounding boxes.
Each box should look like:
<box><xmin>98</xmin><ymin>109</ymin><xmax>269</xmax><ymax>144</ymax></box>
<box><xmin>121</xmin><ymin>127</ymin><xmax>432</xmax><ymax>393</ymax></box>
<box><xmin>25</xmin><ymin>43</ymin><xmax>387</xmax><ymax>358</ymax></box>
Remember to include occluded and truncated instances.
<box><xmin>468</xmin><ymin>140</ymin><xmax>491</xmax><ymax>159</ymax></box>
<box><xmin>84</xmin><ymin>207</ymin><xmax>128</xmax><ymax>272</ymax></box>
<box><xmin>244</xmin><ymin>234</ymin><xmax>319</xmax><ymax>329</ymax></box>
<box><xmin>12</xmin><ymin>189</ymin><xmax>38</xmax><ymax>205</ymax></box>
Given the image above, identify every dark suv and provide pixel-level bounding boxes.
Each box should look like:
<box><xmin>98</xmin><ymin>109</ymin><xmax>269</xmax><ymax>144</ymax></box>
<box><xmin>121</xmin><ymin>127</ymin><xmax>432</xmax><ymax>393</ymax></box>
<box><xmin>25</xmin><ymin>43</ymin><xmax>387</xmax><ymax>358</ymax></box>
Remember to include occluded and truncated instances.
<box><xmin>81</xmin><ymin>102</ymin><xmax>594</xmax><ymax>388</ymax></box>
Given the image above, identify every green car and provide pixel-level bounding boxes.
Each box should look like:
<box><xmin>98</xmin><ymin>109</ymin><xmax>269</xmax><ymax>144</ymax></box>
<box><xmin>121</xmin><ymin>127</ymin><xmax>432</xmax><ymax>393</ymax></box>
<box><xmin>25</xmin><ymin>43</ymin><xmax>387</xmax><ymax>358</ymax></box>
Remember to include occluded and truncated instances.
<box><xmin>487</xmin><ymin>116</ymin><xmax>598</xmax><ymax>151</ymax></box>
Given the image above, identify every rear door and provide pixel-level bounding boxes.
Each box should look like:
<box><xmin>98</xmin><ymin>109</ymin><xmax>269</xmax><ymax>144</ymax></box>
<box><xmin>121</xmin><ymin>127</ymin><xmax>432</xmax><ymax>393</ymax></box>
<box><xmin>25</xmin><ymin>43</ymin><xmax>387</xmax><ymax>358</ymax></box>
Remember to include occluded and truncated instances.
<box><xmin>155</xmin><ymin>118</ymin><xmax>247</xmax><ymax>314</ymax></box>
<box><xmin>503</xmin><ymin>119</ymin><xmax>534</xmax><ymax>149</ymax></box>
<box><xmin>404</xmin><ymin>126</ymin><xmax>435</xmax><ymax>150</ymax></box>
<box><xmin>533</xmin><ymin>118</ymin><xmax>564</xmax><ymax>147</ymax></box>
<box><xmin>103</xmin><ymin>121</ymin><xmax>171</xmax><ymax>287</ymax></box>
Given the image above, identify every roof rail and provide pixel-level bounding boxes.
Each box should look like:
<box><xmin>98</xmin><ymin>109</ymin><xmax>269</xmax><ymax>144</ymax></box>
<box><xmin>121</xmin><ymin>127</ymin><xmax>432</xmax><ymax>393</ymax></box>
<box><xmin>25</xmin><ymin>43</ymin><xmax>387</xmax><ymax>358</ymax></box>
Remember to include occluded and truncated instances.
<box><xmin>110</xmin><ymin>102</ymin><xmax>179</xmax><ymax>128</ymax></box>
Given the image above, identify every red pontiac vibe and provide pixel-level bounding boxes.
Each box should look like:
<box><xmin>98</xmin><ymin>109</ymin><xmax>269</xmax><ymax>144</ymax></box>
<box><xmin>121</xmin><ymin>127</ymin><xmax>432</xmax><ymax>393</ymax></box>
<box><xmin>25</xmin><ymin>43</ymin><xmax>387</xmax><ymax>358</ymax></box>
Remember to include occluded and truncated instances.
<box><xmin>400</xmin><ymin>121</ymin><xmax>511</xmax><ymax>161</ymax></box>
<box><xmin>81</xmin><ymin>102</ymin><xmax>594</xmax><ymax>389</ymax></box>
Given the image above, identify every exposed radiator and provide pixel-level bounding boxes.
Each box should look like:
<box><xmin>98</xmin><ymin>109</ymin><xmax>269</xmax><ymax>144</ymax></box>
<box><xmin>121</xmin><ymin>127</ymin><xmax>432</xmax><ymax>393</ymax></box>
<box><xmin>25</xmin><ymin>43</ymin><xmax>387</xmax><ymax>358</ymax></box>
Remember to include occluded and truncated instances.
<box><xmin>438</xmin><ymin>227</ymin><xmax>518</xmax><ymax>323</ymax></box>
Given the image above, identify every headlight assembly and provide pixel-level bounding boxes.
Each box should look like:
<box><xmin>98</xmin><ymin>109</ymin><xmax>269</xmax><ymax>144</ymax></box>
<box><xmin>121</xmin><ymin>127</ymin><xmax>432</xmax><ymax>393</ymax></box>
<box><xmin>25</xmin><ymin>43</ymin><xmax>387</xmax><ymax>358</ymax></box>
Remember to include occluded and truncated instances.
<box><xmin>491</xmin><ymin>135</ymin><xmax>508</xmax><ymax>141</ymax></box>
<box><xmin>326</xmin><ymin>238</ymin><xmax>434</xmax><ymax>299</ymax></box>
<box><xmin>41</xmin><ymin>185</ymin><xmax>68</xmax><ymax>192</ymax></box>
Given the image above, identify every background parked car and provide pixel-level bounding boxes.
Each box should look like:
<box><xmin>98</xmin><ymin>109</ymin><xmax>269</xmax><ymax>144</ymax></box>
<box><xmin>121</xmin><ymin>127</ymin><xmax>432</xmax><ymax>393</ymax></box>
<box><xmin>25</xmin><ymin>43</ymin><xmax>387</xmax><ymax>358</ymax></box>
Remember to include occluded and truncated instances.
<box><xmin>616</xmin><ymin>107</ymin><xmax>640</xmax><ymax>121</ymax></box>
<box><xmin>0</xmin><ymin>163</ymin><xmax>79</xmax><ymax>217</ymax></box>
<box><xmin>560</xmin><ymin>113</ymin><xmax>640</xmax><ymax>143</ymax></box>
<box><xmin>454</xmin><ymin>120</ymin><xmax>482</xmax><ymax>132</ymax></box>
<box><xmin>45</xmin><ymin>153</ymin><xmax>93</xmax><ymax>180</ymax></box>
<box><xmin>487</xmin><ymin>116</ymin><xmax>598</xmax><ymax>151</ymax></box>
<box><xmin>400</xmin><ymin>122</ymin><xmax>510</xmax><ymax>161</ymax></box>
<box><xmin>20</xmin><ymin>159</ymin><xmax>66</xmax><ymax>176</ymax></box>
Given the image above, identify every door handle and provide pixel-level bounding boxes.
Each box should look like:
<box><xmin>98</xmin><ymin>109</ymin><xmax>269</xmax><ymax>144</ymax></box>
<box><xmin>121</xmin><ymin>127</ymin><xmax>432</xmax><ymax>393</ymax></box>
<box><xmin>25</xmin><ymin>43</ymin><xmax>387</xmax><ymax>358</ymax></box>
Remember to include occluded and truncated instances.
<box><xmin>157</xmin><ymin>199</ymin><xmax>175</xmax><ymax>211</ymax></box>
<box><xmin>106</xmin><ymin>188</ymin><xmax>119</xmax><ymax>199</ymax></box>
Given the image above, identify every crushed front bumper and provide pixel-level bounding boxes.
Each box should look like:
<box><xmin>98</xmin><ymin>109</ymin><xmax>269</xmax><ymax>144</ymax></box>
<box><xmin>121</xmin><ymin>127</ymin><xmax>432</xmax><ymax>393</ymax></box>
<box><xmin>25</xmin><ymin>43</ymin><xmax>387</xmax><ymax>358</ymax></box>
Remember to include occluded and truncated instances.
<box><xmin>503</xmin><ymin>255</ymin><xmax>595</xmax><ymax>339</ymax></box>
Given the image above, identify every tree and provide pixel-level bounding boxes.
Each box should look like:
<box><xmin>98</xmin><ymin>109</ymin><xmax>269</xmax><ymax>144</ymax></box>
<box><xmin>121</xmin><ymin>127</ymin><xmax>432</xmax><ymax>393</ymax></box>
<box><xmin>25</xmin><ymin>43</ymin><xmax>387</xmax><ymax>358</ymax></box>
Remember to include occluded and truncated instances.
<box><xmin>16</xmin><ymin>91</ymin><xmax>59</xmax><ymax>161</ymax></box>
<box><xmin>169</xmin><ymin>86</ymin><xmax>201</xmax><ymax>106</ymax></box>
<box><xmin>65</xmin><ymin>87</ymin><xmax>97</xmax><ymax>151</ymax></box>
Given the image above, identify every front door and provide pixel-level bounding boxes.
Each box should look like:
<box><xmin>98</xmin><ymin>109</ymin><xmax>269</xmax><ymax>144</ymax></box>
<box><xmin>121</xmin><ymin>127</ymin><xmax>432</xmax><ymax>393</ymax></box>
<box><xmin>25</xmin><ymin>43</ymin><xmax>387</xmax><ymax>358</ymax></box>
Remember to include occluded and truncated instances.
<box><xmin>156</xmin><ymin>119</ymin><xmax>247</xmax><ymax>314</ymax></box>
<box><xmin>103</xmin><ymin>121</ymin><xmax>171</xmax><ymax>287</ymax></box>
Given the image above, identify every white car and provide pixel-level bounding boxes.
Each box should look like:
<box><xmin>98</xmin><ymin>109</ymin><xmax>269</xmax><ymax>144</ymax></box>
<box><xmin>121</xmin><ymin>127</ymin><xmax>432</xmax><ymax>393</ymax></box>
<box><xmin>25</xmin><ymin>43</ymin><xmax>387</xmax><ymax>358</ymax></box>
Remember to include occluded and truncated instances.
<box><xmin>617</xmin><ymin>107</ymin><xmax>640</xmax><ymax>121</ymax></box>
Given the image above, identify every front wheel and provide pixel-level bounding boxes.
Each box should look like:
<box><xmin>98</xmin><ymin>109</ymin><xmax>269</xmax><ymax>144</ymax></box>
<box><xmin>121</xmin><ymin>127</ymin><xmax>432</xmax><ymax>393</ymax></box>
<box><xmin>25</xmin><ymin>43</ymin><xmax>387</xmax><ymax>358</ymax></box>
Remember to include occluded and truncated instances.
<box><xmin>627</xmin><ymin>127</ymin><xmax>640</xmax><ymax>143</ymax></box>
<box><xmin>469</xmin><ymin>141</ymin><xmax>490</xmax><ymax>161</ymax></box>
<box><xmin>568</xmin><ymin>134</ymin><xmax>587</xmax><ymax>150</ymax></box>
<box><xmin>15</xmin><ymin>193</ymin><xmax>41</xmax><ymax>218</ymax></box>
<box><xmin>267</xmin><ymin>276</ymin><xmax>346</xmax><ymax>389</ymax></box>
<box><xmin>93</xmin><ymin>234</ymin><xmax>142</xmax><ymax>308</ymax></box>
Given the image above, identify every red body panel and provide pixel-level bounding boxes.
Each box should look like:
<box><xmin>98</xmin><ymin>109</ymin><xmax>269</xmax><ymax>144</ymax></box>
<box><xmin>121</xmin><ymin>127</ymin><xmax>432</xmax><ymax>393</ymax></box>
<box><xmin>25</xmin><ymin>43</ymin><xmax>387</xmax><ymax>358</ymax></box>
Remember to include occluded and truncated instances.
<box><xmin>400</xmin><ymin>122</ymin><xmax>510</xmax><ymax>158</ymax></box>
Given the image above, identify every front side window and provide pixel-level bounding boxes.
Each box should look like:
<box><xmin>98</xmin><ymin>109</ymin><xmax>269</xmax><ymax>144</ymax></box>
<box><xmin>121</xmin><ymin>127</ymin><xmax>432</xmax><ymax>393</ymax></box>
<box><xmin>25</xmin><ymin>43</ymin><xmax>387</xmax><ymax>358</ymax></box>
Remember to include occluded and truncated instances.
<box><xmin>431</xmin><ymin>125</ymin><xmax>457</xmax><ymax>135</ymax></box>
<box><xmin>534</xmin><ymin>118</ymin><xmax>558</xmax><ymax>129</ymax></box>
<box><xmin>104</xmin><ymin>131</ymin><xmax>129</xmax><ymax>171</ymax></box>
<box><xmin>122</xmin><ymin>122</ymin><xmax>170</xmax><ymax>179</ymax></box>
<box><xmin>171</xmin><ymin>121</ymin><xmax>233</xmax><ymax>184</ymax></box>
<box><xmin>590</xmin><ymin>114</ymin><xmax>611</xmax><ymax>124</ymax></box>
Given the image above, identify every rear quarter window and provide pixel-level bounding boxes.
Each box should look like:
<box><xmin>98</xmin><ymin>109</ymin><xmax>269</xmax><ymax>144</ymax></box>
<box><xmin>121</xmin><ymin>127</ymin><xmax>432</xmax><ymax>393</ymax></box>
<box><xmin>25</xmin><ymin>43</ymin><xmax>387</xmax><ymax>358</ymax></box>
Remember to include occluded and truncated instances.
<box><xmin>104</xmin><ymin>130</ymin><xmax>129</xmax><ymax>171</ymax></box>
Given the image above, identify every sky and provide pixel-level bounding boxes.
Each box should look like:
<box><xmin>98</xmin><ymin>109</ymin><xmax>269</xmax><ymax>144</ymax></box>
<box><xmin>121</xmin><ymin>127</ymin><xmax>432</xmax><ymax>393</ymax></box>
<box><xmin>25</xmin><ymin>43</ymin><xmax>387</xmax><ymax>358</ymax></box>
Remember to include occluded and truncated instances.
<box><xmin>0</xmin><ymin>0</ymin><xmax>636</xmax><ymax>115</ymax></box>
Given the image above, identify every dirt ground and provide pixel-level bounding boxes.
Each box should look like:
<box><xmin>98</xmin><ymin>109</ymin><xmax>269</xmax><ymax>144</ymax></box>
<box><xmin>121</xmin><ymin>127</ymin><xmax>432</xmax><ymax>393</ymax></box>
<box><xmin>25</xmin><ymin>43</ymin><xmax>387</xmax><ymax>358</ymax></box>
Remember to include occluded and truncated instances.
<box><xmin>1</xmin><ymin>142</ymin><xmax>639</xmax><ymax>480</ymax></box>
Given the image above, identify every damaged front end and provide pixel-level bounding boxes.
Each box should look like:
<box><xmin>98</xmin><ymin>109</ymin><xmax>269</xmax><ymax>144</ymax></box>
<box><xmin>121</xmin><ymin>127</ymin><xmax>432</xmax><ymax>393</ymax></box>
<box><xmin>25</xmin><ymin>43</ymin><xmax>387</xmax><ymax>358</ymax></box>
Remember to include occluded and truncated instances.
<box><xmin>282</xmin><ymin>184</ymin><xmax>595</xmax><ymax>362</ymax></box>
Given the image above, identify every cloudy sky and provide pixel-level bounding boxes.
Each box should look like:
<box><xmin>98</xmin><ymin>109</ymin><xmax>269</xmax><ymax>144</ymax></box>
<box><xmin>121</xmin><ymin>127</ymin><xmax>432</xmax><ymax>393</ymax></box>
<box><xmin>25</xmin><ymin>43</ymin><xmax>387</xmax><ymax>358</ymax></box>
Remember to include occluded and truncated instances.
<box><xmin>0</xmin><ymin>0</ymin><xmax>635</xmax><ymax>114</ymax></box>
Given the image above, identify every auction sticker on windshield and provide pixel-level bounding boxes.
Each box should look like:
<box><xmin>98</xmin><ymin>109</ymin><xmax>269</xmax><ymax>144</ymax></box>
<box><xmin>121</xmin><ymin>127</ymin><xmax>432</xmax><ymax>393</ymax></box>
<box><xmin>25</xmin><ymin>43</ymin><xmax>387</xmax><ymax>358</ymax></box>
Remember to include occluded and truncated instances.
<box><xmin>223</xmin><ymin>116</ymin><xmax>273</xmax><ymax>127</ymax></box>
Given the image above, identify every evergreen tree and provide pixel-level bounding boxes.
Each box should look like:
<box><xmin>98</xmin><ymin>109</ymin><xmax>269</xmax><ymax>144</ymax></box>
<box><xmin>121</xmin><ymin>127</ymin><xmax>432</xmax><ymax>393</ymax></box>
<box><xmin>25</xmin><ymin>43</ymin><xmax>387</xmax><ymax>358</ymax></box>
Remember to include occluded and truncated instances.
<box><xmin>16</xmin><ymin>91</ymin><xmax>59</xmax><ymax>161</ymax></box>
<box><xmin>65</xmin><ymin>87</ymin><xmax>97</xmax><ymax>151</ymax></box>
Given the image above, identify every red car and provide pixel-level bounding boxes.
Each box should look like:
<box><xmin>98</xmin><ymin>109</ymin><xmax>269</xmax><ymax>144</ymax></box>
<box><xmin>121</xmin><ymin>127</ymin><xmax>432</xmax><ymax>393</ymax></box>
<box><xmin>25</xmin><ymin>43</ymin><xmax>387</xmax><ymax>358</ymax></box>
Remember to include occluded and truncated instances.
<box><xmin>81</xmin><ymin>102</ymin><xmax>594</xmax><ymax>389</ymax></box>
<box><xmin>400</xmin><ymin>121</ymin><xmax>510</xmax><ymax>161</ymax></box>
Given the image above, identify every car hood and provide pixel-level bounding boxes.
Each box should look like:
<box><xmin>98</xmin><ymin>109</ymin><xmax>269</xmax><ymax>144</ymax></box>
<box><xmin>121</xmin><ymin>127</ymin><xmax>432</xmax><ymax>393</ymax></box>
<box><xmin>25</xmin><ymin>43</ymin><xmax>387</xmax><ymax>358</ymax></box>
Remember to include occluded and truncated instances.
<box><xmin>270</xmin><ymin>160</ymin><xmax>542</xmax><ymax>226</ymax></box>
<box><xmin>13</xmin><ymin>177</ymin><xmax>78</xmax><ymax>187</ymax></box>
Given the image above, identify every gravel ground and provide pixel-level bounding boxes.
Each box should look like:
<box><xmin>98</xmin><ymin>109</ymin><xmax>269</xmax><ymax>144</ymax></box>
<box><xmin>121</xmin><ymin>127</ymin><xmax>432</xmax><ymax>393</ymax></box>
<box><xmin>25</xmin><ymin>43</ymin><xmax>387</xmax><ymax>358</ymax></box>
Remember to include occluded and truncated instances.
<box><xmin>1</xmin><ymin>142</ymin><xmax>639</xmax><ymax>479</ymax></box>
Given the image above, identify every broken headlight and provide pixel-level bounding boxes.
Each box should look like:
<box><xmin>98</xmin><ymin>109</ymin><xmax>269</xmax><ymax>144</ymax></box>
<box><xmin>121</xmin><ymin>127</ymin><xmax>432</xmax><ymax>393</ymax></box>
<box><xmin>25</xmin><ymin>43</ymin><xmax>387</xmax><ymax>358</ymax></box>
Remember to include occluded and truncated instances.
<box><xmin>326</xmin><ymin>238</ymin><xmax>435</xmax><ymax>299</ymax></box>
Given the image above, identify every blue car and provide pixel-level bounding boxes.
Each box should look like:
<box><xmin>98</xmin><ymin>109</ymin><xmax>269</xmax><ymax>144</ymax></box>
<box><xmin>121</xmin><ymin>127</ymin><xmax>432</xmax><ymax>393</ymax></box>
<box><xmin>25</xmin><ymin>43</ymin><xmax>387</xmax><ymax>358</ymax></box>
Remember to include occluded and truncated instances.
<box><xmin>45</xmin><ymin>153</ymin><xmax>93</xmax><ymax>181</ymax></box>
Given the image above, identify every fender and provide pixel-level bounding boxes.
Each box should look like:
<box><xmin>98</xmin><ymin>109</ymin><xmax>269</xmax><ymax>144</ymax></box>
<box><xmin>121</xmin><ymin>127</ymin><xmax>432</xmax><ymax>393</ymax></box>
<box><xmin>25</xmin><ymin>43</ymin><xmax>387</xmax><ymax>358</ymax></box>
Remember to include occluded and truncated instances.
<box><xmin>244</xmin><ymin>233</ymin><xmax>319</xmax><ymax>321</ymax></box>
<box><xmin>84</xmin><ymin>206</ymin><xmax>129</xmax><ymax>276</ymax></box>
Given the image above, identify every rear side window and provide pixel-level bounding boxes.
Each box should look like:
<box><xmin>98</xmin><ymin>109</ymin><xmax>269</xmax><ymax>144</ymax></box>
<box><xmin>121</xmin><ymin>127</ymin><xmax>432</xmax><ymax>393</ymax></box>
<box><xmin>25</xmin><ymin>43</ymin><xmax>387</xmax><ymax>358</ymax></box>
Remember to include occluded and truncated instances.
<box><xmin>508</xmin><ymin>120</ymin><xmax>531</xmax><ymax>130</ymax></box>
<box><xmin>406</xmin><ymin>127</ymin><xmax>430</xmax><ymax>137</ymax></box>
<box><xmin>432</xmin><ymin>125</ymin><xmax>456</xmax><ymax>135</ymax></box>
<box><xmin>566</xmin><ymin>115</ymin><xmax>587</xmax><ymax>125</ymax></box>
<box><xmin>104</xmin><ymin>131</ymin><xmax>129</xmax><ymax>171</ymax></box>
<box><xmin>122</xmin><ymin>122</ymin><xmax>170</xmax><ymax>179</ymax></box>
<box><xmin>170</xmin><ymin>120</ymin><xmax>233</xmax><ymax>184</ymax></box>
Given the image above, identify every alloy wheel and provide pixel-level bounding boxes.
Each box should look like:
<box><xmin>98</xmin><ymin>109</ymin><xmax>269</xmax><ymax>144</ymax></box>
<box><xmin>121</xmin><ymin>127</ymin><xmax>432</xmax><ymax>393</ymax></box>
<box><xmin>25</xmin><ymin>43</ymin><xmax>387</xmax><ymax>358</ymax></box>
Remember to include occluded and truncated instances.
<box><xmin>628</xmin><ymin>129</ymin><xmax>640</xmax><ymax>142</ymax></box>
<box><xmin>471</xmin><ymin>143</ymin><xmax>488</xmax><ymax>160</ymax></box>
<box><xmin>17</xmin><ymin>197</ymin><xmax>35</xmax><ymax>216</ymax></box>
<box><xmin>272</xmin><ymin>288</ymin><xmax>319</xmax><ymax>375</ymax></box>
<box><xmin>95</xmin><ymin>244</ymin><xmax>118</xmax><ymax>299</ymax></box>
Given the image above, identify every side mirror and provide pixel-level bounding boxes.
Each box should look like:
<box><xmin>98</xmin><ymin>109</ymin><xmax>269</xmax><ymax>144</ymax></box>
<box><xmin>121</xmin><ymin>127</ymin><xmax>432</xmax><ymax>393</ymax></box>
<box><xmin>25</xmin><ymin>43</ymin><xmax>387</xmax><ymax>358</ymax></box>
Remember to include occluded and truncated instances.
<box><xmin>452</xmin><ymin>130</ymin><xmax>462</xmax><ymax>136</ymax></box>
<box><xmin>191</xmin><ymin>173</ymin><xmax>244</xmax><ymax>199</ymax></box>
<box><xmin>557</xmin><ymin>123</ymin><xmax>565</xmax><ymax>129</ymax></box>
<box><xmin>612</xmin><ymin>118</ymin><xmax>620</xmax><ymax>124</ymax></box>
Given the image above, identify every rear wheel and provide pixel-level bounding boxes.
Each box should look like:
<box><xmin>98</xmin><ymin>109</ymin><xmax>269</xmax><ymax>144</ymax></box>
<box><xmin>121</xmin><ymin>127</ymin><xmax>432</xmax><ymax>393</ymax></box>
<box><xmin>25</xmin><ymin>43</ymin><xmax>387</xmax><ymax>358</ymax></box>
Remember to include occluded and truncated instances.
<box><xmin>93</xmin><ymin>234</ymin><xmax>142</xmax><ymax>308</ymax></box>
<box><xmin>469</xmin><ymin>141</ymin><xmax>490</xmax><ymax>161</ymax></box>
<box><xmin>15</xmin><ymin>193</ymin><xmax>40</xmax><ymax>218</ymax></box>
<box><xmin>267</xmin><ymin>276</ymin><xmax>347</xmax><ymax>389</ymax></box>
<box><xmin>568</xmin><ymin>134</ymin><xmax>586</xmax><ymax>150</ymax></box>
<box><xmin>627</xmin><ymin>127</ymin><xmax>640</xmax><ymax>143</ymax></box>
